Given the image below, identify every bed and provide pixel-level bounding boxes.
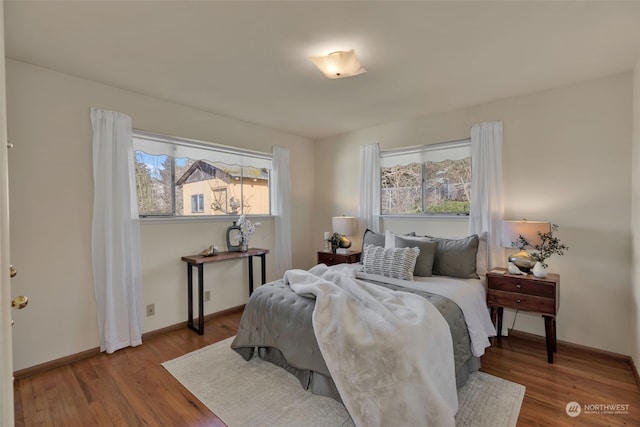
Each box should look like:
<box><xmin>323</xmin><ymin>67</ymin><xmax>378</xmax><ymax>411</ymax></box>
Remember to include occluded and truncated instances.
<box><xmin>231</xmin><ymin>231</ymin><xmax>496</xmax><ymax>425</ymax></box>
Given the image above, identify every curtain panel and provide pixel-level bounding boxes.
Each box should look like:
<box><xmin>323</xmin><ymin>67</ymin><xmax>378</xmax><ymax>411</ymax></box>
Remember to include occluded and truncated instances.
<box><xmin>469</xmin><ymin>120</ymin><xmax>505</xmax><ymax>271</ymax></box>
<box><xmin>358</xmin><ymin>143</ymin><xmax>381</xmax><ymax>233</ymax></box>
<box><xmin>90</xmin><ymin>108</ymin><xmax>143</xmax><ymax>353</ymax></box>
<box><xmin>272</xmin><ymin>146</ymin><xmax>292</xmax><ymax>278</ymax></box>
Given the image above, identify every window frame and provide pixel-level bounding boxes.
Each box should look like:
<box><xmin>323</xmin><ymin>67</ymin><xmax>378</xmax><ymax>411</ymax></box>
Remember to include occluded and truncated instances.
<box><xmin>132</xmin><ymin>130</ymin><xmax>272</xmax><ymax>220</ymax></box>
<box><xmin>379</xmin><ymin>138</ymin><xmax>472</xmax><ymax>217</ymax></box>
<box><xmin>191</xmin><ymin>193</ymin><xmax>205</xmax><ymax>213</ymax></box>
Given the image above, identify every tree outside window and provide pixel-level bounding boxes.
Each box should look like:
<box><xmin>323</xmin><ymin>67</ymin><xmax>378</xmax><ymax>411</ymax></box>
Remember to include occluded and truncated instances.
<box><xmin>380</xmin><ymin>141</ymin><xmax>471</xmax><ymax>215</ymax></box>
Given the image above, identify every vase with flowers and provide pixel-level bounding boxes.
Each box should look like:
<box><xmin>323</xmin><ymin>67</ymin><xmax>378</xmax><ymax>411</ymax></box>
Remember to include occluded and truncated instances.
<box><xmin>512</xmin><ymin>224</ymin><xmax>568</xmax><ymax>278</ymax></box>
<box><xmin>237</xmin><ymin>214</ymin><xmax>260</xmax><ymax>252</ymax></box>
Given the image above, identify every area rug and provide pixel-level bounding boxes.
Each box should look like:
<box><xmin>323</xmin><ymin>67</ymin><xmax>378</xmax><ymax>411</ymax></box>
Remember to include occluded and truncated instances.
<box><xmin>162</xmin><ymin>337</ymin><xmax>525</xmax><ymax>427</ymax></box>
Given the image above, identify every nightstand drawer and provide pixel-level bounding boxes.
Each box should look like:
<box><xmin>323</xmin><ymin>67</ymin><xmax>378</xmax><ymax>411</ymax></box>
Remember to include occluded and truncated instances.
<box><xmin>488</xmin><ymin>290</ymin><xmax>555</xmax><ymax>315</ymax></box>
<box><xmin>488</xmin><ymin>275</ymin><xmax>555</xmax><ymax>298</ymax></box>
<box><xmin>317</xmin><ymin>251</ymin><xmax>361</xmax><ymax>266</ymax></box>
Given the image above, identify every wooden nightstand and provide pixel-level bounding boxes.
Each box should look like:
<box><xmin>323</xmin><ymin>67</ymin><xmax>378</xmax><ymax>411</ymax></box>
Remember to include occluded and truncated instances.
<box><xmin>487</xmin><ymin>268</ymin><xmax>560</xmax><ymax>363</ymax></box>
<box><xmin>317</xmin><ymin>251</ymin><xmax>361</xmax><ymax>266</ymax></box>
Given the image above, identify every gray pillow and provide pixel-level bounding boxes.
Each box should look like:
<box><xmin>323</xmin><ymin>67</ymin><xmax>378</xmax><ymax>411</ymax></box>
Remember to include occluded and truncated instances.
<box><xmin>394</xmin><ymin>236</ymin><xmax>438</xmax><ymax>277</ymax></box>
<box><xmin>361</xmin><ymin>244</ymin><xmax>419</xmax><ymax>280</ymax></box>
<box><xmin>426</xmin><ymin>234</ymin><xmax>479</xmax><ymax>279</ymax></box>
<box><xmin>362</xmin><ymin>229</ymin><xmax>385</xmax><ymax>248</ymax></box>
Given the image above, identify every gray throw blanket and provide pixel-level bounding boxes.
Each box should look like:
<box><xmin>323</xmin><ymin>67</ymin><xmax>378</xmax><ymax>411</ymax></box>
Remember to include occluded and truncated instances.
<box><xmin>284</xmin><ymin>264</ymin><xmax>457</xmax><ymax>427</ymax></box>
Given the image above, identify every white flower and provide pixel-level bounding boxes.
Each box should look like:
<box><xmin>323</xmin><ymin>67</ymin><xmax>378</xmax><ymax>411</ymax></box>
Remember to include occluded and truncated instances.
<box><xmin>237</xmin><ymin>214</ymin><xmax>260</xmax><ymax>241</ymax></box>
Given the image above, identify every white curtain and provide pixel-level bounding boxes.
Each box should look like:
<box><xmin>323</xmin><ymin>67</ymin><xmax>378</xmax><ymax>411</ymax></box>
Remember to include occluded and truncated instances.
<box><xmin>272</xmin><ymin>146</ymin><xmax>292</xmax><ymax>278</ymax></box>
<box><xmin>358</xmin><ymin>143</ymin><xmax>381</xmax><ymax>233</ymax></box>
<box><xmin>90</xmin><ymin>108</ymin><xmax>143</xmax><ymax>353</ymax></box>
<box><xmin>469</xmin><ymin>121</ymin><xmax>505</xmax><ymax>270</ymax></box>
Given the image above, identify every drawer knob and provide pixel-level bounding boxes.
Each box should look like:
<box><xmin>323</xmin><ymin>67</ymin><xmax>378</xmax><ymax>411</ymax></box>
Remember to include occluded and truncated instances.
<box><xmin>516</xmin><ymin>299</ymin><xmax>521</xmax><ymax>303</ymax></box>
<box><xmin>516</xmin><ymin>284</ymin><xmax>522</xmax><ymax>289</ymax></box>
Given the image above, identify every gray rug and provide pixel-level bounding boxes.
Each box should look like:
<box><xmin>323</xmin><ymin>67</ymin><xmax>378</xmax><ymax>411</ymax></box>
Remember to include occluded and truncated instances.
<box><xmin>162</xmin><ymin>337</ymin><xmax>524</xmax><ymax>427</ymax></box>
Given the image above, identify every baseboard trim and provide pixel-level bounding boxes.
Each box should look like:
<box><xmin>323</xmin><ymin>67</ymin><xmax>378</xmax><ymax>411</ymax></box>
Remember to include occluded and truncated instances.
<box><xmin>13</xmin><ymin>304</ymin><xmax>245</xmax><ymax>381</ymax></box>
<box><xmin>141</xmin><ymin>304</ymin><xmax>245</xmax><ymax>341</ymax></box>
<box><xmin>508</xmin><ymin>329</ymin><xmax>631</xmax><ymax>362</ymax></box>
<box><xmin>13</xmin><ymin>347</ymin><xmax>101</xmax><ymax>381</ymax></box>
<box><xmin>630</xmin><ymin>356</ymin><xmax>640</xmax><ymax>389</ymax></box>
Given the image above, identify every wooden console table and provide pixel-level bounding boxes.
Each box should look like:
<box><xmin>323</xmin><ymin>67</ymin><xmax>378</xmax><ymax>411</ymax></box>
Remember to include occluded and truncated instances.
<box><xmin>181</xmin><ymin>248</ymin><xmax>269</xmax><ymax>335</ymax></box>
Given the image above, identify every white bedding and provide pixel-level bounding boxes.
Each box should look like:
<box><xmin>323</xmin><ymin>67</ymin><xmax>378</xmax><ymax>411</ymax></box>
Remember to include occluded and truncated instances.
<box><xmin>334</xmin><ymin>263</ymin><xmax>496</xmax><ymax>357</ymax></box>
<box><xmin>285</xmin><ymin>264</ymin><xmax>457</xmax><ymax>427</ymax></box>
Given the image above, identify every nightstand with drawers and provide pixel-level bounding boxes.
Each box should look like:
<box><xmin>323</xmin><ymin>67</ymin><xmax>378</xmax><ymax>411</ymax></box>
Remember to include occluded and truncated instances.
<box><xmin>486</xmin><ymin>268</ymin><xmax>560</xmax><ymax>363</ymax></box>
<box><xmin>317</xmin><ymin>251</ymin><xmax>361</xmax><ymax>266</ymax></box>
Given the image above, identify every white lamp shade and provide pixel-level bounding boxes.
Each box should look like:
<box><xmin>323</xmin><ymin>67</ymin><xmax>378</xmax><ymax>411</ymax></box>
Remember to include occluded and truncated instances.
<box><xmin>502</xmin><ymin>220</ymin><xmax>551</xmax><ymax>248</ymax></box>
<box><xmin>332</xmin><ymin>216</ymin><xmax>357</xmax><ymax>236</ymax></box>
<box><xmin>309</xmin><ymin>49</ymin><xmax>366</xmax><ymax>79</ymax></box>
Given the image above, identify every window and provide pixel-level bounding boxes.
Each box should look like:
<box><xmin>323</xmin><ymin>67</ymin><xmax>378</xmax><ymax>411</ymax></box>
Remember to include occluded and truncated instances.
<box><xmin>380</xmin><ymin>140</ymin><xmax>471</xmax><ymax>215</ymax></box>
<box><xmin>191</xmin><ymin>194</ymin><xmax>204</xmax><ymax>213</ymax></box>
<box><xmin>133</xmin><ymin>131</ymin><xmax>271</xmax><ymax>217</ymax></box>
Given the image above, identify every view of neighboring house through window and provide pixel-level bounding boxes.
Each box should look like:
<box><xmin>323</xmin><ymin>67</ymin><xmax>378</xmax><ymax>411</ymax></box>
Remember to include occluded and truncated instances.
<box><xmin>133</xmin><ymin>131</ymin><xmax>271</xmax><ymax>217</ymax></box>
<box><xmin>380</xmin><ymin>139</ymin><xmax>471</xmax><ymax>215</ymax></box>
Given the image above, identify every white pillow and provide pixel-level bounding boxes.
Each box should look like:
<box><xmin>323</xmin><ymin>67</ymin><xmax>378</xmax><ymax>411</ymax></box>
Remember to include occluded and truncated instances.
<box><xmin>384</xmin><ymin>229</ymin><xmax>416</xmax><ymax>249</ymax></box>
<box><xmin>384</xmin><ymin>230</ymin><xmax>396</xmax><ymax>248</ymax></box>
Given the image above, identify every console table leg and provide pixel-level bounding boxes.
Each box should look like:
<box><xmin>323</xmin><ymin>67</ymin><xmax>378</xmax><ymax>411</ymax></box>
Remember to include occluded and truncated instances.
<box><xmin>248</xmin><ymin>256</ymin><xmax>254</xmax><ymax>296</ymax></box>
<box><xmin>197</xmin><ymin>264</ymin><xmax>204</xmax><ymax>335</ymax></box>
<box><xmin>187</xmin><ymin>264</ymin><xmax>193</xmax><ymax>330</ymax></box>
<box><xmin>260</xmin><ymin>254</ymin><xmax>266</xmax><ymax>285</ymax></box>
<box><xmin>544</xmin><ymin>315</ymin><xmax>554</xmax><ymax>363</ymax></box>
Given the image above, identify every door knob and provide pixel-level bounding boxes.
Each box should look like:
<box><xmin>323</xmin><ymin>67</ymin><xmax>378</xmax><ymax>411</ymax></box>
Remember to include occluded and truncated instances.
<box><xmin>9</xmin><ymin>265</ymin><xmax>16</xmax><ymax>278</ymax></box>
<box><xmin>11</xmin><ymin>295</ymin><xmax>28</xmax><ymax>309</ymax></box>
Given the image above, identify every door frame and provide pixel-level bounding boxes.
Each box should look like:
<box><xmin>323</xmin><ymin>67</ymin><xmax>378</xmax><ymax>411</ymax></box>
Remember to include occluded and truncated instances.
<box><xmin>0</xmin><ymin>1</ymin><xmax>15</xmax><ymax>424</ymax></box>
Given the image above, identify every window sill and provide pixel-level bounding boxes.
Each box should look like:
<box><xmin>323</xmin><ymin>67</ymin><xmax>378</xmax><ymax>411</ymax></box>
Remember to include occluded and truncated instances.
<box><xmin>381</xmin><ymin>214</ymin><xmax>470</xmax><ymax>221</ymax></box>
<box><xmin>140</xmin><ymin>214</ymin><xmax>273</xmax><ymax>225</ymax></box>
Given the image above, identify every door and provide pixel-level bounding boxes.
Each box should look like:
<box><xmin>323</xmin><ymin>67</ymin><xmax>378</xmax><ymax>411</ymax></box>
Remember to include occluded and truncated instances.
<box><xmin>0</xmin><ymin>2</ymin><xmax>14</xmax><ymax>424</ymax></box>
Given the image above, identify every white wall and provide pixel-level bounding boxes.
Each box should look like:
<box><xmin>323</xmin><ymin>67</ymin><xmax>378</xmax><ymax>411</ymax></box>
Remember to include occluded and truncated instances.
<box><xmin>631</xmin><ymin>57</ymin><xmax>640</xmax><ymax>369</ymax></box>
<box><xmin>7</xmin><ymin>59</ymin><xmax>315</xmax><ymax>371</ymax></box>
<box><xmin>315</xmin><ymin>73</ymin><xmax>633</xmax><ymax>355</ymax></box>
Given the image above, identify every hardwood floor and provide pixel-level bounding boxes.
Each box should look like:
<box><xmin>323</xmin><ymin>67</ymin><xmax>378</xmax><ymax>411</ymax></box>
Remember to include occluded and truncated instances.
<box><xmin>14</xmin><ymin>309</ymin><xmax>640</xmax><ymax>426</ymax></box>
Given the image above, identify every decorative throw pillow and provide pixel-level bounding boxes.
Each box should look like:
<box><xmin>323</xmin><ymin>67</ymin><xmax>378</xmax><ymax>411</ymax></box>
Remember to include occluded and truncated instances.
<box><xmin>475</xmin><ymin>231</ymin><xmax>488</xmax><ymax>278</ymax></box>
<box><xmin>394</xmin><ymin>236</ymin><xmax>438</xmax><ymax>277</ymax></box>
<box><xmin>426</xmin><ymin>234</ymin><xmax>480</xmax><ymax>279</ymax></box>
<box><xmin>362</xmin><ymin>229</ymin><xmax>385</xmax><ymax>248</ymax></box>
<box><xmin>361</xmin><ymin>244</ymin><xmax>420</xmax><ymax>280</ymax></box>
<box><xmin>360</xmin><ymin>229</ymin><xmax>385</xmax><ymax>264</ymax></box>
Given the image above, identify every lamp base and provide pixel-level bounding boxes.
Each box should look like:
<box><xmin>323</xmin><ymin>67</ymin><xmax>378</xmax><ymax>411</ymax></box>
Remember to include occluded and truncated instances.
<box><xmin>508</xmin><ymin>250</ymin><xmax>536</xmax><ymax>273</ymax></box>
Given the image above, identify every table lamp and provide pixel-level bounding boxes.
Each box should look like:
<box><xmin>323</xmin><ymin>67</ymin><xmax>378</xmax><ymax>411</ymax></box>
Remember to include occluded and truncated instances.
<box><xmin>502</xmin><ymin>219</ymin><xmax>551</xmax><ymax>272</ymax></box>
<box><xmin>332</xmin><ymin>216</ymin><xmax>357</xmax><ymax>254</ymax></box>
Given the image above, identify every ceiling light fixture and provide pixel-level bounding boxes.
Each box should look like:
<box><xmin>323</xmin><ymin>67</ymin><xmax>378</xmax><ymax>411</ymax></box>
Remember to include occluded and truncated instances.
<box><xmin>309</xmin><ymin>49</ymin><xmax>366</xmax><ymax>79</ymax></box>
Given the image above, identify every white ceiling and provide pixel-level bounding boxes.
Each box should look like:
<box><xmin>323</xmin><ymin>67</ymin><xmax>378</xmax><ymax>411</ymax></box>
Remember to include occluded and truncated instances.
<box><xmin>5</xmin><ymin>1</ymin><xmax>640</xmax><ymax>140</ymax></box>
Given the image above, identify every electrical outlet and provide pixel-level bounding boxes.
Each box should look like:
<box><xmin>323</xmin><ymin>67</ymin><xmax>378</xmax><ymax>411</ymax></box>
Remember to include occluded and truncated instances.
<box><xmin>204</xmin><ymin>290</ymin><xmax>211</xmax><ymax>302</ymax></box>
<box><xmin>146</xmin><ymin>304</ymin><xmax>155</xmax><ymax>316</ymax></box>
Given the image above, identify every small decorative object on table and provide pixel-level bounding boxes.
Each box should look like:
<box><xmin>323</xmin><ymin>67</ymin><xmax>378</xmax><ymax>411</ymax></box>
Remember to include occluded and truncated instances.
<box><xmin>226</xmin><ymin>221</ymin><xmax>242</xmax><ymax>252</ymax></box>
<box><xmin>237</xmin><ymin>214</ymin><xmax>260</xmax><ymax>253</ymax></box>
<box><xmin>323</xmin><ymin>231</ymin><xmax>332</xmax><ymax>252</ymax></box>
<box><xmin>328</xmin><ymin>232</ymin><xmax>351</xmax><ymax>253</ymax></box>
<box><xmin>507</xmin><ymin>262</ymin><xmax>526</xmax><ymax>275</ymax></box>
<box><xmin>328</xmin><ymin>233</ymin><xmax>340</xmax><ymax>253</ymax></box>
<box><xmin>198</xmin><ymin>245</ymin><xmax>219</xmax><ymax>257</ymax></box>
<box><xmin>512</xmin><ymin>224</ymin><xmax>568</xmax><ymax>278</ymax></box>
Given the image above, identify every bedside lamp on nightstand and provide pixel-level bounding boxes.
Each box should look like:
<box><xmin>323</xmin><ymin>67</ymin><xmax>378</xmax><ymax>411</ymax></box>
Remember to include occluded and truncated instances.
<box><xmin>502</xmin><ymin>219</ymin><xmax>550</xmax><ymax>273</ymax></box>
<box><xmin>332</xmin><ymin>216</ymin><xmax>357</xmax><ymax>254</ymax></box>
